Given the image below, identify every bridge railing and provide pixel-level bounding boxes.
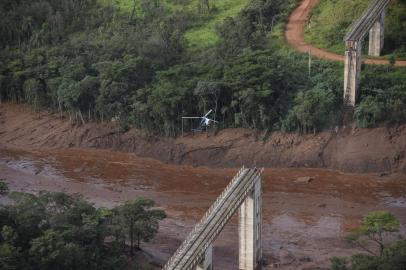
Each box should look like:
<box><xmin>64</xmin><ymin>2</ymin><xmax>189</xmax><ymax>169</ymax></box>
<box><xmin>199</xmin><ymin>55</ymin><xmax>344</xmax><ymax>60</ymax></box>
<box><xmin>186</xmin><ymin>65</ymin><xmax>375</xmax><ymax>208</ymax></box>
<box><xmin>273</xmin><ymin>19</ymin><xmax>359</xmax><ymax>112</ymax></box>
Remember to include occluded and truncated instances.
<box><xmin>176</xmin><ymin>168</ymin><xmax>263</xmax><ymax>270</ymax></box>
<box><xmin>344</xmin><ymin>0</ymin><xmax>390</xmax><ymax>42</ymax></box>
<box><xmin>186</xmin><ymin>168</ymin><xmax>264</xmax><ymax>269</ymax></box>
<box><xmin>163</xmin><ymin>166</ymin><xmax>247</xmax><ymax>270</ymax></box>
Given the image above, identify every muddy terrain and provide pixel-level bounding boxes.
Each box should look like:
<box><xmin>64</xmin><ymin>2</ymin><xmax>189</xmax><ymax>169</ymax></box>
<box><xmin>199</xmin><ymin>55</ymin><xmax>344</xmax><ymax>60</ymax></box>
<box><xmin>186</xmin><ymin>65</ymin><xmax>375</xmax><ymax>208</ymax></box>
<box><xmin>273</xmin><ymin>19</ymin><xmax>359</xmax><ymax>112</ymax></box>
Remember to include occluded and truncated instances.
<box><xmin>1</xmin><ymin>103</ymin><xmax>406</xmax><ymax>268</ymax></box>
<box><xmin>1</xmin><ymin>104</ymin><xmax>405</xmax><ymax>173</ymax></box>
<box><xmin>1</xmin><ymin>146</ymin><xmax>405</xmax><ymax>269</ymax></box>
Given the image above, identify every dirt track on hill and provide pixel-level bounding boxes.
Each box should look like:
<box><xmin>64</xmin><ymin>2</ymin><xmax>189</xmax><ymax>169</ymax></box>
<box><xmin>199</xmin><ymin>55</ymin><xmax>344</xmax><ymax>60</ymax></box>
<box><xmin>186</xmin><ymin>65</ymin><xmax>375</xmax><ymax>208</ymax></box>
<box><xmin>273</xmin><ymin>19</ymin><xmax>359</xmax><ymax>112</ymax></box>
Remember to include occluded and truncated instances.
<box><xmin>1</xmin><ymin>103</ymin><xmax>406</xmax><ymax>173</ymax></box>
<box><xmin>285</xmin><ymin>0</ymin><xmax>406</xmax><ymax>66</ymax></box>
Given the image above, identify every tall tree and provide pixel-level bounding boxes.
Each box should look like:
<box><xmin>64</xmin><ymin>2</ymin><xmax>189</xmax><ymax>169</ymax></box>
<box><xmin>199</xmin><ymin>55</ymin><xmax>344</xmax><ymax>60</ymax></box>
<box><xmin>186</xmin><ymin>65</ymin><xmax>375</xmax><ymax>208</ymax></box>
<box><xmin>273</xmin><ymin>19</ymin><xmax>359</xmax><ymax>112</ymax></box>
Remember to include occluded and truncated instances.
<box><xmin>114</xmin><ymin>199</ymin><xmax>165</xmax><ymax>256</ymax></box>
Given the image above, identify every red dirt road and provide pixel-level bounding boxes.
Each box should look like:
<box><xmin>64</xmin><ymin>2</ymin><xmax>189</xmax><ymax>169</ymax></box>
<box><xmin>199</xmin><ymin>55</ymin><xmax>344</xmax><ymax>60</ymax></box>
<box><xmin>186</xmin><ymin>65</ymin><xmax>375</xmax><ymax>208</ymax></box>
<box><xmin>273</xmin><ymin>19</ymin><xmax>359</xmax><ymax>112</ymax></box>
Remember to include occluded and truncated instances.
<box><xmin>285</xmin><ymin>0</ymin><xmax>406</xmax><ymax>66</ymax></box>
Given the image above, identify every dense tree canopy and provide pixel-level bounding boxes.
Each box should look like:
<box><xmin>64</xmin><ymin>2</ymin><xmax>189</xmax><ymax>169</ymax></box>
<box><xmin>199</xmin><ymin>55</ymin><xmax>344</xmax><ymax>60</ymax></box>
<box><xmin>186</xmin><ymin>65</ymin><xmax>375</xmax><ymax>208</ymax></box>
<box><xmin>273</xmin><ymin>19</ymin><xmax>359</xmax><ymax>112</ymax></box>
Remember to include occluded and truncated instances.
<box><xmin>0</xmin><ymin>191</ymin><xmax>165</xmax><ymax>270</ymax></box>
<box><xmin>0</xmin><ymin>0</ymin><xmax>405</xmax><ymax>135</ymax></box>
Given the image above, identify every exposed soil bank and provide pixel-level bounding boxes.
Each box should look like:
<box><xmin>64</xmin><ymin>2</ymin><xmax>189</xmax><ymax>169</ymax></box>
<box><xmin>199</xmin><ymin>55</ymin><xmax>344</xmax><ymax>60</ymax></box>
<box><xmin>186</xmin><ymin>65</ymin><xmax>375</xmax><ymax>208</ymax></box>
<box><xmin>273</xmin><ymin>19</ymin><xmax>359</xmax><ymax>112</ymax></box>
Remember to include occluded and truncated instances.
<box><xmin>1</xmin><ymin>146</ymin><xmax>406</xmax><ymax>269</ymax></box>
<box><xmin>1</xmin><ymin>103</ymin><xmax>406</xmax><ymax>173</ymax></box>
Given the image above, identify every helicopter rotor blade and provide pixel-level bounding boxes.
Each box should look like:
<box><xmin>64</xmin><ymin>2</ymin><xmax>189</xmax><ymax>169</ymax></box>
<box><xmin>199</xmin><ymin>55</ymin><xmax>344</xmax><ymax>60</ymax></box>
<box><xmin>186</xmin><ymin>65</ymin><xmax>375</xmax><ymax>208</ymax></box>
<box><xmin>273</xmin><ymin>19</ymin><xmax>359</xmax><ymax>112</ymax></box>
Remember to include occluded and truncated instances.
<box><xmin>203</xmin><ymin>109</ymin><xmax>213</xmax><ymax>118</ymax></box>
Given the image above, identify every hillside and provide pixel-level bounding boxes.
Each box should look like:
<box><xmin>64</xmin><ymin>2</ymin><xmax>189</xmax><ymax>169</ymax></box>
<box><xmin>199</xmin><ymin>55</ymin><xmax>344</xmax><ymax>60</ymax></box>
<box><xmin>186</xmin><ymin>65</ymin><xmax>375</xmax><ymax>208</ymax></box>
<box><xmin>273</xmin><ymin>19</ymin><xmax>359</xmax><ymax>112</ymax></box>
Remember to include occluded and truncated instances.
<box><xmin>304</xmin><ymin>0</ymin><xmax>406</xmax><ymax>57</ymax></box>
<box><xmin>99</xmin><ymin>0</ymin><xmax>250</xmax><ymax>49</ymax></box>
<box><xmin>0</xmin><ymin>0</ymin><xmax>405</xmax><ymax>138</ymax></box>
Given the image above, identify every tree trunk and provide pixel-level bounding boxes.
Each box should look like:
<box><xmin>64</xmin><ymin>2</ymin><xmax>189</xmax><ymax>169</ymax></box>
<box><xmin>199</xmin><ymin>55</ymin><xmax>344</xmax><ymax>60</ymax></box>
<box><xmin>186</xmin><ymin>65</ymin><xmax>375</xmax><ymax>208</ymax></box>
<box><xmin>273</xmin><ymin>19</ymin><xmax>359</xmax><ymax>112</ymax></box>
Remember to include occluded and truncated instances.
<box><xmin>378</xmin><ymin>232</ymin><xmax>384</xmax><ymax>256</ymax></box>
<box><xmin>130</xmin><ymin>0</ymin><xmax>137</xmax><ymax>21</ymax></box>
<box><xmin>58</xmin><ymin>101</ymin><xmax>62</xmax><ymax>119</ymax></box>
<box><xmin>78</xmin><ymin>110</ymin><xmax>85</xmax><ymax>125</ymax></box>
<box><xmin>130</xmin><ymin>223</ymin><xmax>134</xmax><ymax>256</ymax></box>
<box><xmin>214</xmin><ymin>93</ymin><xmax>218</xmax><ymax>126</ymax></box>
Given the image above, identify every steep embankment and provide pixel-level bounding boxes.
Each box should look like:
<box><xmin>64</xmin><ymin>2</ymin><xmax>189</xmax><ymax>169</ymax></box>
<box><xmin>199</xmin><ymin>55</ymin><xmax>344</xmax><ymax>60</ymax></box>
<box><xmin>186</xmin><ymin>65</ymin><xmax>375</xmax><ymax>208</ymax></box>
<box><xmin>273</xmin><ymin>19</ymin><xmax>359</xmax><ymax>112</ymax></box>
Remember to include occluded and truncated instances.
<box><xmin>285</xmin><ymin>0</ymin><xmax>406</xmax><ymax>66</ymax></box>
<box><xmin>1</xmin><ymin>104</ymin><xmax>405</xmax><ymax>173</ymax></box>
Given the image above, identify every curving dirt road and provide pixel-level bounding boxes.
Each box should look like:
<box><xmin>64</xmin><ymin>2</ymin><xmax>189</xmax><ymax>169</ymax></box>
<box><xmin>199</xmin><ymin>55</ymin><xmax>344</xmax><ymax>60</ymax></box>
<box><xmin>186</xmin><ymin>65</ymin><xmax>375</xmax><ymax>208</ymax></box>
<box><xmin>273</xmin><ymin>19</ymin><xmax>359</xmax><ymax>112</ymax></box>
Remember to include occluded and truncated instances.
<box><xmin>285</xmin><ymin>0</ymin><xmax>406</xmax><ymax>66</ymax></box>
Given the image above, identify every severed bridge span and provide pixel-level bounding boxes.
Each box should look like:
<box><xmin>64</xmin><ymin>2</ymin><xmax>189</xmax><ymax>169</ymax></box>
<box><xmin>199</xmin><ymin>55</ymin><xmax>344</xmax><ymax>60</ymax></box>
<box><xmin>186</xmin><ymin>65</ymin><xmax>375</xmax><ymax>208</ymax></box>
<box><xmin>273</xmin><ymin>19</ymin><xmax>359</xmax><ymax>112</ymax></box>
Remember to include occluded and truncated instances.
<box><xmin>163</xmin><ymin>167</ymin><xmax>263</xmax><ymax>270</ymax></box>
<box><xmin>343</xmin><ymin>0</ymin><xmax>390</xmax><ymax>106</ymax></box>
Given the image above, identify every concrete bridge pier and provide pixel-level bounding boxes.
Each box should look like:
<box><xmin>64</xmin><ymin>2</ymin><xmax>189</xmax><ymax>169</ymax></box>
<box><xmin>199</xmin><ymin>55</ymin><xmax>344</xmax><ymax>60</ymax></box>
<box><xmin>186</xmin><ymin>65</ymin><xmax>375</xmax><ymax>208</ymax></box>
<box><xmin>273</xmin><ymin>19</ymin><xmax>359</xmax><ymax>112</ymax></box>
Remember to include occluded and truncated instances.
<box><xmin>344</xmin><ymin>40</ymin><xmax>362</xmax><ymax>106</ymax></box>
<box><xmin>368</xmin><ymin>11</ymin><xmax>385</xmax><ymax>56</ymax></box>
<box><xmin>196</xmin><ymin>244</ymin><xmax>213</xmax><ymax>270</ymax></box>
<box><xmin>239</xmin><ymin>176</ymin><xmax>262</xmax><ymax>270</ymax></box>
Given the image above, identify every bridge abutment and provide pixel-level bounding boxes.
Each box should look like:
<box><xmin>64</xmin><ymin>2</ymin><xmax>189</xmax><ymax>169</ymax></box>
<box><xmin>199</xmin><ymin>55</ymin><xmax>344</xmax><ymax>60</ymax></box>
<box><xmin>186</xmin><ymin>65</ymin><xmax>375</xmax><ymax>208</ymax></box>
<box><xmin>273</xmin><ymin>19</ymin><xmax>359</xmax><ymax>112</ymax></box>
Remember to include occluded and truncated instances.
<box><xmin>196</xmin><ymin>244</ymin><xmax>213</xmax><ymax>270</ymax></box>
<box><xmin>239</xmin><ymin>176</ymin><xmax>262</xmax><ymax>270</ymax></box>
<box><xmin>344</xmin><ymin>40</ymin><xmax>362</xmax><ymax>106</ymax></box>
<box><xmin>343</xmin><ymin>0</ymin><xmax>390</xmax><ymax>106</ymax></box>
<box><xmin>163</xmin><ymin>168</ymin><xmax>264</xmax><ymax>270</ymax></box>
<box><xmin>368</xmin><ymin>11</ymin><xmax>385</xmax><ymax>57</ymax></box>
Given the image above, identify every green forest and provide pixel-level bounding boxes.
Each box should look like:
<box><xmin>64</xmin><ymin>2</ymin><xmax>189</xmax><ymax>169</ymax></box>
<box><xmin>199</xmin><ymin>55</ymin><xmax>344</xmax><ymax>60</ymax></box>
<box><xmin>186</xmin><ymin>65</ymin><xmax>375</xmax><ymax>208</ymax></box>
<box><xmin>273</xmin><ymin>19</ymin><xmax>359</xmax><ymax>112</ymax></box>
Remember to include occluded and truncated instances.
<box><xmin>0</xmin><ymin>0</ymin><xmax>405</xmax><ymax>136</ymax></box>
<box><xmin>0</xmin><ymin>187</ymin><xmax>165</xmax><ymax>270</ymax></box>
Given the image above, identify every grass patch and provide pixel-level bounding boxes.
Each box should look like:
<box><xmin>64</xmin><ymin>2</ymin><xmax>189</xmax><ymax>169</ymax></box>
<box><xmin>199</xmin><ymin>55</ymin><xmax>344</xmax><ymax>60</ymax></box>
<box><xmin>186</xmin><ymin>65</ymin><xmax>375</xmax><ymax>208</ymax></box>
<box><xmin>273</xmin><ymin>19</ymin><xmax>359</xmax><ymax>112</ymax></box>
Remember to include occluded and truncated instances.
<box><xmin>99</xmin><ymin>0</ymin><xmax>250</xmax><ymax>49</ymax></box>
<box><xmin>99</xmin><ymin>0</ymin><xmax>197</xmax><ymax>14</ymax></box>
<box><xmin>184</xmin><ymin>0</ymin><xmax>250</xmax><ymax>49</ymax></box>
<box><xmin>304</xmin><ymin>0</ymin><xmax>406</xmax><ymax>58</ymax></box>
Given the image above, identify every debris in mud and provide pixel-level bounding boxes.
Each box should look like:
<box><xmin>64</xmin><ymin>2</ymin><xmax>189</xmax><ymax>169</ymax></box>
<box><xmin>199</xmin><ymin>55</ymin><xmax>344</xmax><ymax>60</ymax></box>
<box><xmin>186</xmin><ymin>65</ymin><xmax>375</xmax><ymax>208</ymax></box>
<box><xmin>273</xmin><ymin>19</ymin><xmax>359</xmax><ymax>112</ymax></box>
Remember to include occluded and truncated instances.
<box><xmin>299</xmin><ymin>256</ymin><xmax>312</xmax><ymax>262</ymax></box>
<box><xmin>302</xmin><ymin>267</ymin><xmax>329</xmax><ymax>270</ymax></box>
<box><xmin>280</xmin><ymin>250</ymin><xmax>296</xmax><ymax>265</ymax></box>
<box><xmin>379</xmin><ymin>172</ymin><xmax>390</xmax><ymax>177</ymax></box>
<box><xmin>295</xmin><ymin>176</ymin><xmax>314</xmax><ymax>184</ymax></box>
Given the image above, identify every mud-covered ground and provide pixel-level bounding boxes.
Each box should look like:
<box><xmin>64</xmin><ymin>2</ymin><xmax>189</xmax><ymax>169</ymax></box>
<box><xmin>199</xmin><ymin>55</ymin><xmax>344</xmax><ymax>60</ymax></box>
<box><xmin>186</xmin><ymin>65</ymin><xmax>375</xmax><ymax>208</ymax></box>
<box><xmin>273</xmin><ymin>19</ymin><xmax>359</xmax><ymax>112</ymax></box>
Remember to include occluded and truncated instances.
<box><xmin>1</xmin><ymin>146</ymin><xmax>405</xmax><ymax>269</ymax></box>
<box><xmin>1</xmin><ymin>104</ymin><xmax>406</xmax><ymax>173</ymax></box>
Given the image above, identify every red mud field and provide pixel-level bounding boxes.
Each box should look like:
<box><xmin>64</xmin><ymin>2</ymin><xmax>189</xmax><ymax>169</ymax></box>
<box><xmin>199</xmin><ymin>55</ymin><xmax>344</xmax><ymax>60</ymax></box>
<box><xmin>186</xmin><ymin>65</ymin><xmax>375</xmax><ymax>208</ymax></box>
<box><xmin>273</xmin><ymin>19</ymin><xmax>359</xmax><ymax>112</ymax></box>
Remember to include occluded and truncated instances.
<box><xmin>1</xmin><ymin>146</ymin><xmax>406</xmax><ymax>269</ymax></box>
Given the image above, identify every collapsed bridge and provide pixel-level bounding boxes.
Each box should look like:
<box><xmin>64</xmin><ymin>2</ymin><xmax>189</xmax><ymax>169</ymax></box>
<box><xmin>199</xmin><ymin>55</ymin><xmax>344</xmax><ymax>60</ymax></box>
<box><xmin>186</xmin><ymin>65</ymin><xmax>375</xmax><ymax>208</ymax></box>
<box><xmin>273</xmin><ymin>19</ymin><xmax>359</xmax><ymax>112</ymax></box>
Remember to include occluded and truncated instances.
<box><xmin>163</xmin><ymin>167</ymin><xmax>263</xmax><ymax>270</ymax></box>
<box><xmin>344</xmin><ymin>0</ymin><xmax>390</xmax><ymax>105</ymax></box>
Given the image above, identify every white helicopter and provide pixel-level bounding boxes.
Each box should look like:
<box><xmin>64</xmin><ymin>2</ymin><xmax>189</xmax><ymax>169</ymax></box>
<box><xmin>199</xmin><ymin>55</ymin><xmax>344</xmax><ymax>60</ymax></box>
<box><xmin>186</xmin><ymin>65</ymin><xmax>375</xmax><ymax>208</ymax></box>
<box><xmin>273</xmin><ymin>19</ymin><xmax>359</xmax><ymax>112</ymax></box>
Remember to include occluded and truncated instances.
<box><xmin>182</xmin><ymin>109</ymin><xmax>218</xmax><ymax>133</ymax></box>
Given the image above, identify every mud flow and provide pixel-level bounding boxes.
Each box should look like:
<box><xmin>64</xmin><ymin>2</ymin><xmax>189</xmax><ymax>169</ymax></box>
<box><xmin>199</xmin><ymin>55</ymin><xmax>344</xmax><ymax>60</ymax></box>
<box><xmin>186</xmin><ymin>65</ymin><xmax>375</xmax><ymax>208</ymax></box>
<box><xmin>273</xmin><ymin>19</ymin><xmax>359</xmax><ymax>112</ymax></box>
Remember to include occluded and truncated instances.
<box><xmin>1</xmin><ymin>146</ymin><xmax>405</xmax><ymax>269</ymax></box>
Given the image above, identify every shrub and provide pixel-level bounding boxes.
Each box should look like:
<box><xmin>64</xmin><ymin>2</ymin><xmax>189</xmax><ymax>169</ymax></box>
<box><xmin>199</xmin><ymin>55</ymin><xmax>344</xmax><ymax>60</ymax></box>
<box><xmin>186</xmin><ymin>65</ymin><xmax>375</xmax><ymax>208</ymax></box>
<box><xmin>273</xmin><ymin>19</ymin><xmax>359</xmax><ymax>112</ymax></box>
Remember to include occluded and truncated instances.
<box><xmin>0</xmin><ymin>180</ymin><xmax>9</xmax><ymax>195</ymax></box>
<box><xmin>282</xmin><ymin>88</ymin><xmax>336</xmax><ymax>133</ymax></box>
<box><xmin>356</xmin><ymin>83</ymin><xmax>406</xmax><ymax>128</ymax></box>
<box><xmin>331</xmin><ymin>212</ymin><xmax>405</xmax><ymax>270</ymax></box>
<box><xmin>346</xmin><ymin>211</ymin><xmax>400</xmax><ymax>256</ymax></box>
<box><xmin>330</xmin><ymin>257</ymin><xmax>349</xmax><ymax>270</ymax></box>
<box><xmin>348</xmin><ymin>240</ymin><xmax>406</xmax><ymax>270</ymax></box>
<box><xmin>354</xmin><ymin>95</ymin><xmax>385</xmax><ymax>128</ymax></box>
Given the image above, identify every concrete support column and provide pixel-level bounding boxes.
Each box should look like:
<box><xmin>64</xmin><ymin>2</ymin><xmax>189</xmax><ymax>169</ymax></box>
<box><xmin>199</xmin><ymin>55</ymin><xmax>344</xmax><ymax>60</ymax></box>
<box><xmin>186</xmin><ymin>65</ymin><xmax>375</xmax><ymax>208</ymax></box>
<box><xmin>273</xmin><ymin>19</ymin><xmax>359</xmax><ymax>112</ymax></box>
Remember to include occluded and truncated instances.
<box><xmin>368</xmin><ymin>11</ymin><xmax>385</xmax><ymax>56</ymax></box>
<box><xmin>343</xmin><ymin>40</ymin><xmax>362</xmax><ymax>106</ymax></box>
<box><xmin>196</xmin><ymin>244</ymin><xmax>213</xmax><ymax>270</ymax></box>
<box><xmin>239</xmin><ymin>176</ymin><xmax>262</xmax><ymax>270</ymax></box>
